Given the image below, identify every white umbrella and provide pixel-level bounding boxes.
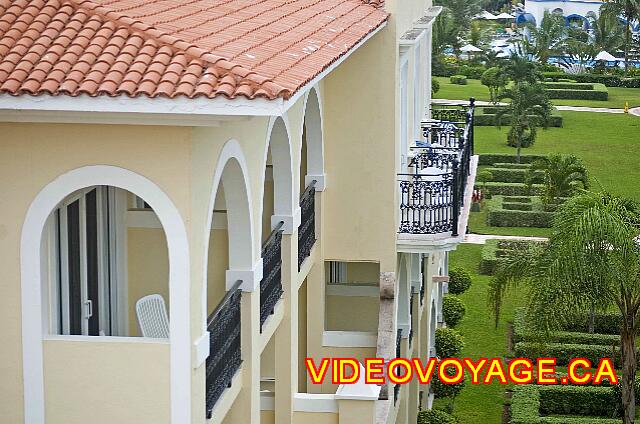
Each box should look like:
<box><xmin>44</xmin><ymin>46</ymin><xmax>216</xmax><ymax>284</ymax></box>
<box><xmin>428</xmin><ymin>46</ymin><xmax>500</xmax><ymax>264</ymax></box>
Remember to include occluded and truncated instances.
<box><xmin>595</xmin><ymin>51</ymin><xmax>617</xmax><ymax>62</ymax></box>
<box><xmin>495</xmin><ymin>12</ymin><xmax>515</xmax><ymax>20</ymax></box>
<box><xmin>460</xmin><ymin>44</ymin><xmax>483</xmax><ymax>53</ymax></box>
<box><xmin>479</xmin><ymin>11</ymin><xmax>499</xmax><ymax>20</ymax></box>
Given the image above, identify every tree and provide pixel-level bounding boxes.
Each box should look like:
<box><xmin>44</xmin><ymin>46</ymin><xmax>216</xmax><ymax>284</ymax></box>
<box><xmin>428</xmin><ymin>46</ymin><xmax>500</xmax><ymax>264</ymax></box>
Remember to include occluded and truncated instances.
<box><xmin>489</xmin><ymin>192</ymin><xmax>640</xmax><ymax>424</ymax></box>
<box><xmin>529</xmin><ymin>11</ymin><xmax>567</xmax><ymax>64</ymax></box>
<box><xmin>495</xmin><ymin>82</ymin><xmax>552</xmax><ymax>162</ymax></box>
<box><xmin>589</xmin><ymin>12</ymin><xmax>625</xmax><ymax>54</ymax></box>
<box><xmin>501</xmin><ymin>46</ymin><xmax>542</xmax><ymax>85</ymax></box>
<box><xmin>433</xmin><ymin>10</ymin><xmax>460</xmax><ymax>55</ymax></box>
<box><xmin>600</xmin><ymin>0</ymin><xmax>640</xmax><ymax>75</ymax></box>
<box><xmin>527</xmin><ymin>154</ymin><xmax>590</xmax><ymax>204</ymax></box>
<box><xmin>434</xmin><ymin>0</ymin><xmax>481</xmax><ymax>55</ymax></box>
<box><xmin>481</xmin><ymin>67</ymin><xmax>507</xmax><ymax>104</ymax></box>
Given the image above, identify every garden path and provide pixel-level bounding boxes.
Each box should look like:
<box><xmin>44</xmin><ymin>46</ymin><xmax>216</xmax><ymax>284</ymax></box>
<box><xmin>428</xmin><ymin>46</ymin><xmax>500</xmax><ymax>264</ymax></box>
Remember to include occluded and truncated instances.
<box><xmin>464</xmin><ymin>233</ymin><xmax>548</xmax><ymax>245</ymax></box>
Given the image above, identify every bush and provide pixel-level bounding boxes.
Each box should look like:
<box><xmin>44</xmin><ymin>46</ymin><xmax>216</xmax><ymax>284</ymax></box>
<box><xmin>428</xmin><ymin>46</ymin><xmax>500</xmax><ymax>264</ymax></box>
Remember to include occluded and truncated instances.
<box><xmin>514</xmin><ymin>341</ymin><xmax>621</xmax><ymax>367</ymax></box>
<box><xmin>483</xmin><ymin>167</ymin><xmax>543</xmax><ymax>183</ymax></box>
<box><xmin>432</xmin><ymin>79</ymin><xmax>441</xmax><ymax>96</ymax></box>
<box><xmin>503</xmin><ymin>195</ymin><xmax>533</xmax><ymax>202</ymax></box>
<box><xmin>538</xmin><ymin>385</ymin><xmax>616</xmax><ymax>417</ymax></box>
<box><xmin>487</xmin><ymin>208</ymin><xmax>554</xmax><ymax>227</ymax></box>
<box><xmin>432</xmin><ymin>367</ymin><xmax>466</xmax><ymax>399</ymax></box>
<box><xmin>494</xmin><ymin>163</ymin><xmax>533</xmax><ymax>170</ymax></box>
<box><xmin>483</xmin><ymin>182</ymin><xmax>544</xmax><ymax>196</ymax></box>
<box><xmin>480</xmin><ymin>240</ymin><xmax>500</xmax><ymax>275</ymax></box>
<box><xmin>450</xmin><ymin>75</ymin><xmax>467</xmax><ymax>85</ymax></box>
<box><xmin>435</xmin><ymin>327</ymin><xmax>464</xmax><ymax>358</ymax></box>
<box><xmin>503</xmin><ymin>202</ymin><xmax>533</xmax><ymax>211</ymax></box>
<box><xmin>478</xmin><ymin>154</ymin><xmax>548</xmax><ymax>166</ymax></box>
<box><xmin>448</xmin><ymin>267</ymin><xmax>472</xmax><ymax>295</ymax></box>
<box><xmin>443</xmin><ymin>295</ymin><xmax>466</xmax><ymax>327</ymax></box>
<box><xmin>544</xmin><ymin>82</ymin><xmax>595</xmax><ymax>90</ymax></box>
<box><xmin>564</xmin><ymin>312</ymin><xmax>622</xmax><ymax>335</ymax></box>
<box><xmin>611</xmin><ymin>375</ymin><xmax>640</xmax><ymax>411</ymax></box>
<box><xmin>459</xmin><ymin>64</ymin><xmax>486</xmax><ymax>79</ymax></box>
<box><xmin>511</xmin><ymin>385</ymin><xmax>622</xmax><ymax>424</ymax></box>
<box><xmin>417</xmin><ymin>409</ymin><xmax>459</xmax><ymax>424</ymax></box>
<box><xmin>475</xmin><ymin>106</ymin><xmax>564</xmax><ymax>128</ymax></box>
<box><xmin>544</xmin><ymin>83</ymin><xmax>609</xmax><ymax>101</ymax></box>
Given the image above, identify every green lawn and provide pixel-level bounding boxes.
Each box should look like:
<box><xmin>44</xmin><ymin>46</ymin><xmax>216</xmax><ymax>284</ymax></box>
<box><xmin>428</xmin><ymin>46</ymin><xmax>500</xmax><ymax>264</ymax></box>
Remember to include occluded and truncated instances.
<box><xmin>475</xmin><ymin>111</ymin><xmax>640</xmax><ymax>201</ymax></box>
<box><xmin>435</xmin><ymin>244</ymin><xmax>526</xmax><ymax>423</ymax></box>
<box><xmin>434</xmin><ymin>77</ymin><xmax>640</xmax><ymax>109</ymax></box>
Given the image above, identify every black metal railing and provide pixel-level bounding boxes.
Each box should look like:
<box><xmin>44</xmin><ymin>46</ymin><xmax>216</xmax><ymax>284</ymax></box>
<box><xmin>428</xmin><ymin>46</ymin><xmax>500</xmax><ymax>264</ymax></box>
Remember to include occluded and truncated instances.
<box><xmin>398</xmin><ymin>99</ymin><xmax>475</xmax><ymax>237</ymax></box>
<box><xmin>298</xmin><ymin>180</ymin><xmax>317</xmax><ymax>270</ymax></box>
<box><xmin>394</xmin><ymin>329</ymin><xmax>402</xmax><ymax>405</ymax></box>
<box><xmin>206</xmin><ymin>280</ymin><xmax>242</xmax><ymax>419</ymax></box>
<box><xmin>260</xmin><ymin>221</ymin><xmax>284</xmax><ymax>331</ymax></box>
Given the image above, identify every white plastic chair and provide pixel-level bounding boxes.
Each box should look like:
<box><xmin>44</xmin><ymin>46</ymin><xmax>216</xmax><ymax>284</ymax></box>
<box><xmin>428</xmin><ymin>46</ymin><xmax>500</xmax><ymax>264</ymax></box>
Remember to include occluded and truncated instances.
<box><xmin>136</xmin><ymin>294</ymin><xmax>170</xmax><ymax>338</ymax></box>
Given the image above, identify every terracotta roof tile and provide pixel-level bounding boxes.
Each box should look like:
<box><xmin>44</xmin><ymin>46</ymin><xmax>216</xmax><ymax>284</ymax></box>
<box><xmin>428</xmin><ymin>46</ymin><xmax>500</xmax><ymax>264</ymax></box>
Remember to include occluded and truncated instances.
<box><xmin>0</xmin><ymin>0</ymin><xmax>387</xmax><ymax>100</ymax></box>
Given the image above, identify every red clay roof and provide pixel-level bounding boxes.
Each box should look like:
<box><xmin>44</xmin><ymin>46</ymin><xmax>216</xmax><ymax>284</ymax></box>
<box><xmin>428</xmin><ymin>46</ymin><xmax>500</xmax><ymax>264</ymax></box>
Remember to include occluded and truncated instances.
<box><xmin>0</xmin><ymin>0</ymin><xmax>387</xmax><ymax>100</ymax></box>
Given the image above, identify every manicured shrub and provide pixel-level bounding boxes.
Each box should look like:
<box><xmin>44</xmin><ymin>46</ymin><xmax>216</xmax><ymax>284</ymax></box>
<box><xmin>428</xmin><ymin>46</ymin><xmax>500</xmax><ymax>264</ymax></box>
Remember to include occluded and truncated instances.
<box><xmin>478</xmin><ymin>154</ymin><xmax>548</xmax><ymax>166</ymax></box>
<box><xmin>564</xmin><ymin>312</ymin><xmax>622</xmax><ymax>335</ymax></box>
<box><xmin>544</xmin><ymin>83</ymin><xmax>609</xmax><ymax>101</ymax></box>
<box><xmin>432</xmin><ymin>367</ymin><xmax>466</xmax><ymax>399</ymax></box>
<box><xmin>483</xmin><ymin>182</ymin><xmax>544</xmax><ymax>196</ymax></box>
<box><xmin>442</xmin><ymin>295</ymin><xmax>466</xmax><ymax>327</ymax></box>
<box><xmin>494</xmin><ymin>163</ymin><xmax>533</xmax><ymax>170</ymax></box>
<box><xmin>486</xmin><ymin>196</ymin><xmax>553</xmax><ymax>227</ymax></box>
<box><xmin>538</xmin><ymin>385</ymin><xmax>616</xmax><ymax>417</ymax></box>
<box><xmin>435</xmin><ymin>327</ymin><xmax>464</xmax><ymax>358</ymax></box>
<box><xmin>542</xmin><ymin>72</ymin><xmax>640</xmax><ymax>88</ymax></box>
<box><xmin>450</xmin><ymin>75</ymin><xmax>467</xmax><ymax>85</ymax></box>
<box><xmin>417</xmin><ymin>409</ymin><xmax>459</xmax><ymax>424</ymax></box>
<box><xmin>458</xmin><ymin>64</ymin><xmax>486</xmax><ymax>79</ymax></box>
<box><xmin>448</xmin><ymin>266</ymin><xmax>472</xmax><ymax>295</ymax></box>
<box><xmin>475</xmin><ymin>106</ymin><xmax>563</xmax><ymax>128</ymax></box>
<box><xmin>544</xmin><ymin>82</ymin><xmax>595</xmax><ymax>90</ymax></box>
<box><xmin>514</xmin><ymin>341</ymin><xmax>622</xmax><ymax>367</ymax></box>
<box><xmin>432</xmin><ymin>79</ymin><xmax>441</xmax><ymax>96</ymax></box>
<box><xmin>479</xmin><ymin>240</ymin><xmax>499</xmax><ymax>275</ymax></box>
<box><xmin>483</xmin><ymin>167</ymin><xmax>543</xmax><ymax>183</ymax></box>
<box><xmin>511</xmin><ymin>385</ymin><xmax>622</xmax><ymax>424</ymax></box>
<box><xmin>611</xmin><ymin>375</ymin><xmax>640</xmax><ymax>411</ymax></box>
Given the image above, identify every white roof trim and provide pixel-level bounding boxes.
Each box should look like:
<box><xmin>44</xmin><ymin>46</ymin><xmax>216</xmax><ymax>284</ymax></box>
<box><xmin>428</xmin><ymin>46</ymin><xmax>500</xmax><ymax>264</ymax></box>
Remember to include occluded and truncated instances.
<box><xmin>0</xmin><ymin>21</ymin><xmax>386</xmax><ymax>125</ymax></box>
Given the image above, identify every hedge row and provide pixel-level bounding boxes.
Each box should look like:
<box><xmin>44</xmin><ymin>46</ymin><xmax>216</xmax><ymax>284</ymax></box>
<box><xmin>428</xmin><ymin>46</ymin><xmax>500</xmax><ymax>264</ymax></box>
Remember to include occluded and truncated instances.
<box><xmin>484</xmin><ymin>182</ymin><xmax>544</xmax><ymax>196</ymax></box>
<box><xmin>480</xmin><ymin>239</ymin><xmax>542</xmax><ymax>275</ymax></box>
<box><xmin>493</xmin><ymin>163</ymin><xmax>533</xmax><ymax>170</ymax></box>
<box><xmin>513</xmin><ymin>308</ymin><xmax>620</xmax><ymax>346</ymax></box>
<box><xmin>514</xmin><ymin>341</ymin><xmax>621</xmax><ymax>367</ymax></box>
<box><xmin>479</xmin><ymin>154</ymin><xmax>548</xmax><ymax>166</ymax></box>
<box><xmin>483</xmin><ymin>167</ymin><xmax>543</xmax><ymax>183</ymax></box>
<box><xmin>544</xmin><ymin>83</ymin><xmax>609</xmax><ymax>101</ymax></box>
<box><xmin>543</xmin><ymin>72</ymin><xmax>640</xmax><ymax>88</ymax></box>
<box><xmin>487</xmin><ymin>196</ymin><xmax>553</xmax><ymax>227</ymax></box>
<box><xmin>544</xmin><ymin>82</ymin><xmax>595</xmax><ymax>90</ymax></box>
<box><xmin>475</xmin><ymin>107</ymin><xmax>563</xmax><ymax>127</ymax></box>
<box><xmin>511</xmin><ymin>385</ymin><xmax>621</xmax><ymax>424</ymax></box>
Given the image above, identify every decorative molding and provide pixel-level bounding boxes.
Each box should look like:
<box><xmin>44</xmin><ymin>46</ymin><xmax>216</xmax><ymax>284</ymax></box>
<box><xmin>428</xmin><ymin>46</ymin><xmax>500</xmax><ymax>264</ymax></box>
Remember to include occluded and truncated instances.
<box><xmin>226</xmin><ymin>258</ymin><xmax>264</xmax><ymax>292</ymax></box>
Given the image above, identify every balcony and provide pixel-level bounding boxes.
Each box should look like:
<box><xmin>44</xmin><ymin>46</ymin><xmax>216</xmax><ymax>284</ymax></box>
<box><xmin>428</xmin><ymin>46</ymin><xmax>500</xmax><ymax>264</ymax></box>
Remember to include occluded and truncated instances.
<box><xmin>298</xmin><ymin>181</ymin><xmax>316</xmax><ymax>270</ymax></box>
<box><xmin>397</xmin><ymin>100</ymin><xmax>478</xmax><ymax>252</ymax></box>
<box><xmin>206</xmin><ymin>280</ymin><xmax>242</xmax><ymax>419</ymax></box>
<box><xmin>260</xmin><ymin>221</ymin><xmax>284</xmax><ymax>331</ymax></box>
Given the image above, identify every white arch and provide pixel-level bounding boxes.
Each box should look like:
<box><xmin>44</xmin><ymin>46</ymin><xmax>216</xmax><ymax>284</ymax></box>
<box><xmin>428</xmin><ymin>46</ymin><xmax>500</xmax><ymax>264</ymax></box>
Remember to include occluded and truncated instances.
<box><xmin>262</xmin><ymin>115</ymin><xmax>296</xmax><ymax>234</ymax></box>
<box><xmin>20</xmin><ymin>165</ymin><xmax>191</xmax><ymax>424</ymax></box>
<box><xmin>201</xmin><ymin>139</ymin><xmax>256</xmax><ymax>337</ymax></box>
<box><xmin>301</xmin><ymin>86</ymin><xmax>326</xmax><ymax>192</ymax></box>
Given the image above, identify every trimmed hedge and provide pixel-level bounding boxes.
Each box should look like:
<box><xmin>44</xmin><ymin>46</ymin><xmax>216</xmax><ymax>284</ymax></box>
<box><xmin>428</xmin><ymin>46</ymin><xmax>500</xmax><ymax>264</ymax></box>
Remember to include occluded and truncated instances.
<box><xmin>486</xmin><ymin>196</ymin><xmax>553</xmax><ymax>227</ymax></box>
<box><xmin>483</xmin><ymin>167</ymin><xmax>543</xmax><ymax>183</ymax></box>
<box><xmin>511</xmin><ymin>385</ymin><xmax>621</xmax><ymax>424</ymax></box>
<box><xmin>475</xmin><ymin>106</ymin><xmax>563</xmax><ymax>127</ymax></box>
<box><xmin>564</xmin><ymin>312</ymin><xmax>622</xmax><ymax>335</ymax></box>
<box><xmin>417</xmin><ymin>409</ymin><xmax>459</xmax><ymax>424</ymax></box>
<box><xmin>480</xmin><ymin>240</ymin><xmax>543</xmax><ymax>275</ymax></box>
<box><xmin>494</xmin><ymin>163</ymin><xmax>534</xmax><ymax>170</ymax></box>
<box><xmin>543</xmin><ymin>72</ymin><xmax>640</xmax><ymax>88</ymax></box>
<box><xmin>479</xmin><ymin>154</ymin><xmax>548</xmax><ymax>166</ymax></box>
<box><xmin>503</xmin><ymin>195</ymin><xmax>533</xmax><ymax>202</ymax></box>
<box><xmin>513</xmin><ymin>308</ymin><xmax>620</xmax><ymax>346</ymax></box>
<box><xmin>450</xmin><ymin>75</ymin><xmax>467</xmax><ymax>85</ymax></box>
<box><xmin>544</xmin><ymin>83</ymin><xmax>608</xmax><ymax>101</ymax></box>
<box><xmin>448</xmin><ymin>266</ymin><xmax>472</xmax><ymax>295</ymax></box>
<box><xmin>442</xmin><ymin>294</ymin><xmax>465</xmax><ymax>327</ymax></box>
<box><xmin>544</xmin><ymin>82</ymin><xmax>595</xmax><ymax>90</ymax></box>
<box><xmin>514</xmin><ymin>341</ymin><xmax>621</xmax><ymax>367</ymax></box>
<box><xmin>435</xmin><ymin>327</ymin><xmax>464</xmax><ymax>358</ymax></box>
<box><xmin>484</xmin><ymin>182</ymin><xmax>544</xmax><ymax>196</ymax></box>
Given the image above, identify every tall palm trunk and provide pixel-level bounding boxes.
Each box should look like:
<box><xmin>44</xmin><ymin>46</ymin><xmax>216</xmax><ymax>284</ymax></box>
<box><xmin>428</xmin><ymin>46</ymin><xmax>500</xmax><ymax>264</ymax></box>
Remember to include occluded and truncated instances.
<box><xmin>624</xmin><ymin>18</ymin><xmax>631</xmax><ymax>76</ymax></box>
<box><xmin>621</xmin><ymin>322</ymin><xmax>637</xmax><ymax>424</ymax></box>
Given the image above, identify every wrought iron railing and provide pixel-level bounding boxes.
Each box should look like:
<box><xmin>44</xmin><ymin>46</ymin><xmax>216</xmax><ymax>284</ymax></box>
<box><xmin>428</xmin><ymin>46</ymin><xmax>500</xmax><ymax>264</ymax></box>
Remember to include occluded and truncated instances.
<box><xmin>394</xmin><ymin>329</ymin><xmax>402</xmax><ymax>405</ymax></box>
<box><xmin>260</xmin><ymin>221</ymin><xmax>284</xmax><ymax>331</ymax></box>
<box><xmin>298</xmin><ymin>180</ymin><xmax>317</xmax><ymax>270</ymax></box>
<box><xmin>206</xmin><ymin>280</ymin><xmax>242</xmax><ymax>419</ymax></box>
<box><xmin>398</xmin><ymin>99</ymin><xmax>475</xmax><ymax>237</ymax></box>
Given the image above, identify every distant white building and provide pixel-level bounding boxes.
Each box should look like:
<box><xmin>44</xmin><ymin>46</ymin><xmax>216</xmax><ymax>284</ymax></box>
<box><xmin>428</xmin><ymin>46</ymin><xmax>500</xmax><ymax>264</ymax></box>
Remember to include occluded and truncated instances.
<box><xmin>520</xmin><ymin>0</ymin><xmax>603</xmax><ymax>28</ymax></box>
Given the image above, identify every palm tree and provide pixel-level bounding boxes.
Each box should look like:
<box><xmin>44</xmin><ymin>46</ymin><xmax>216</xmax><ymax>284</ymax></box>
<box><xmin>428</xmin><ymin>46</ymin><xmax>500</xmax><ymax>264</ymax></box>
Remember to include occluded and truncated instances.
<box><xmin>433</xmin><ymin>9</ymin><xmax>461</xmax><ymax>55</ymax></box>
<box><xmin>501</xmin><ymin>46</ymin><xmax>542</xmax><ymax>85</ymax></box>
<box><xmin>495</xmin><ymin>82</ymin><xmax>553</xmax><ymax>162</ymax></box>
<box><xmin>590</xmin><ymin>12</ymin><xmax>625</xmax><ymax>53</ymax></box>
<box><xmin>489</xmin><ymin>192</ymin><xmax>640</xmax><ymax>424</ymax></box>
<box><xmin>600</xmin><ymin>0</ymin><xmax>640</xmax><ymax>75</ymax></box>
<box><xmin>527</xmin><ymin>154</ymin><xmax>590</xmax><ymax>203</ymax></box>
<box><xmin>529</xmin><ymin>11</ymin><xmax>567</xmax><ymax>64</ymax></box>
